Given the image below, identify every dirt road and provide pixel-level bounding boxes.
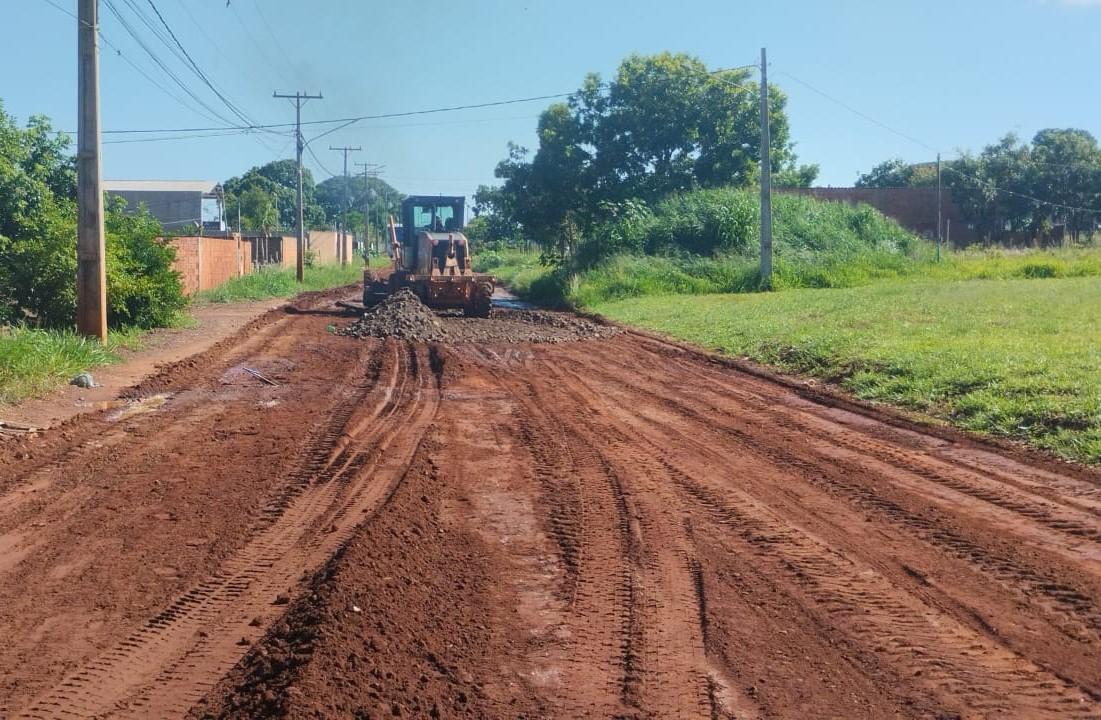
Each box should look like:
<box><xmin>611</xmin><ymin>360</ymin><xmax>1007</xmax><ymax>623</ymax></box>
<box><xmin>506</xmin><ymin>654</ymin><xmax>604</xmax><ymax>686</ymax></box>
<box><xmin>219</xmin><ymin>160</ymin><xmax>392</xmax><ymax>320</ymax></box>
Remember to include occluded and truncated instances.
<box><xmin>2</xmin><ymin>290</ymin><xmax>1100</xmax><ymax>719</ymax></box>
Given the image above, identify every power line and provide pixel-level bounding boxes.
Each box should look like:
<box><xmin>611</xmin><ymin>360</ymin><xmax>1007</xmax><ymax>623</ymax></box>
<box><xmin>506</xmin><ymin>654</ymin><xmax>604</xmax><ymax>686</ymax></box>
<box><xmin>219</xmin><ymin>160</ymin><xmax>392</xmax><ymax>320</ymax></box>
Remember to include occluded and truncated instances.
<box><xmin>141</xmin><ymin>0</ymin><xmax>264</xmax><ymax>131</ymax></box>
<box><xmin>103</xmin><ymin>128</ymin><xmax>293</xmax><ymax>145</ymax></box>
<box><xmin>943</xmin><ymin>165</ymin><xmax>1101</xmax><ymax>216</ymax></box>
<box><xmin>774</xmin><ymin>67</ymin><xmax>1101</xmax><ymax>217</ymax></box>
<box><xmin>39</xmin><ymin>0</ymin><xmax>226</xmax><ymax>125</ymax></box>
<box><xmin>776</xmin><ymin>69</ymin><xmax>940</xmax><ymax>153</ymax></box>
<box><xmin>96</xmin><ymin>90</ymin><xmax>581</xmax><ymax>135</ymax></box>
<box><xmin>102</xmin><ymin>0</ymin><xmax>243</xmax><ymax>127</ymax></box>
<box><xmin>236</xmin><ymin>0</ymin><xmax>301</xmax><ymax>86</ymax></box>
<box><xmin>305</xmin><ymin>142</ymin><xmax>337</xmax><ymax>178</ymax></box>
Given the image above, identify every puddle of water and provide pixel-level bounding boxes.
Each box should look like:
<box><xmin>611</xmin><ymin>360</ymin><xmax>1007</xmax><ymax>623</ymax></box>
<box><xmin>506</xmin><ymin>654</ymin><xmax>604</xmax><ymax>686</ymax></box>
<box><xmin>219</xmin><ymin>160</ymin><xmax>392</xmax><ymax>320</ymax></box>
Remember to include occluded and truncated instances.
<box><xmin>106</xmin><ymin>393</ymin><xmax>173</xmax><ymax>422</ymax></box>
<box><xmin>492</xmin><ymin>287</ymin><xmax>533</xmax><ymax>311</ymax></box>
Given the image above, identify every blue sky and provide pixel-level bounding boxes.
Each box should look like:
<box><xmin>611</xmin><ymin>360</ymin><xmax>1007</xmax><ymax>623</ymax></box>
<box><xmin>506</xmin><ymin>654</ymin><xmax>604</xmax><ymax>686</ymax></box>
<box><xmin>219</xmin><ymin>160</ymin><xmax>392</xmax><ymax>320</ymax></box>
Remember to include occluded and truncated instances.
<box><xmin>5</xmin><ymin>0</ymin><xmax>1100</xmax><ymax>201</ymax></box>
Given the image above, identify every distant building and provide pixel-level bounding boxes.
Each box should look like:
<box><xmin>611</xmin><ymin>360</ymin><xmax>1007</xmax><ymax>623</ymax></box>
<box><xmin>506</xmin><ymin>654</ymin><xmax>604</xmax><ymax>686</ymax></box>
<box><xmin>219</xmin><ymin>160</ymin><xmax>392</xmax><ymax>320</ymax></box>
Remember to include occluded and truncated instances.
<box><xmin>104</xmin><ymin>180</ymin><xmax>225</xmax><ymax>233</ymax></box>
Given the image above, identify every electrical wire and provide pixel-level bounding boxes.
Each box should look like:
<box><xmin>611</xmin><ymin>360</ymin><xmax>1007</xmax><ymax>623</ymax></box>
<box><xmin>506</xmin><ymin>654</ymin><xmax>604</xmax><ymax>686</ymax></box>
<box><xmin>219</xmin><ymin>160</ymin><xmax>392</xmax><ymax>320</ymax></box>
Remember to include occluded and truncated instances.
<box><xmin>39</xmin><ymin>0</ymin><xmax>226</xmax><ymax>125</ymax></box>
<box><xmin>240</xmin><ymin>0</ymin><xmax>303</xmax><ymax>86</ymax></box>
<box><xmin>943</xmin><ymin>165</ymin><xmax>1101</xmax><ymax>215</ymax></box>
<box><xmin>774</xmin><ymin>67</ymin><xmax>1101</xmax><ymax>216</ymax></box>
<box><xmin>104</xmin><ymin>129</ymin><xmax>293</xmax><ymax>145</ymax></box>
<box><xmin>304</xmin><ymin>142</ymin><xmax>338</xmax><ymax>178</ymax></box>
<box><xmin>141</xmin><ymin>0</ymin><xmax>266</xmax><ymax>131</ymax></box>
<box><xmin>776</xmin><ymin>69</ymin><xmax>940</xmax><ymax>153</ymax></box>
<box><xmin>102</xmin><ymin>0</ymin><xmax>243</xmax><ymax>128</ymax></box>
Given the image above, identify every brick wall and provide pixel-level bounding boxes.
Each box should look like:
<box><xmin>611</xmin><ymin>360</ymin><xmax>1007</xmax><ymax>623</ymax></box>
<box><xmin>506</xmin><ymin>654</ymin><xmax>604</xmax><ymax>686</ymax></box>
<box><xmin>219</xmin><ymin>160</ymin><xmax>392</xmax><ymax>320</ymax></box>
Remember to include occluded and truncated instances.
<box><xmin>168</xmin><ymin>235</ymin><xmax>254</xmax><ymax>296</ymax></box>
<box><xmin>781</xmin><ymin>187</ymin><xmax>979</xmax><ymax>247</ymax></box>
<box><xmin>307</xmin><ymin>230</ymin><xmax>354</xmax><ymax>265</ymax></box>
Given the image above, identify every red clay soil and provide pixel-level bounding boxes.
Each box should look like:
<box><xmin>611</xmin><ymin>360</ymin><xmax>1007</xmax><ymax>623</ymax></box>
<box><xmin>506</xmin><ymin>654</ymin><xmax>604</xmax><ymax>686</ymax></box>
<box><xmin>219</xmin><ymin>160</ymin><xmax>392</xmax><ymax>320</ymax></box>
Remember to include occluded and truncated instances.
<box><xmin>2</xmin><ymin>296</ymin><xmax>288</xmax><ymax>431</ymax></box>
<box><xmin>2</xmin><ymin>292</ymin><xmax>1101</xmax><ymax>719</ymax></box>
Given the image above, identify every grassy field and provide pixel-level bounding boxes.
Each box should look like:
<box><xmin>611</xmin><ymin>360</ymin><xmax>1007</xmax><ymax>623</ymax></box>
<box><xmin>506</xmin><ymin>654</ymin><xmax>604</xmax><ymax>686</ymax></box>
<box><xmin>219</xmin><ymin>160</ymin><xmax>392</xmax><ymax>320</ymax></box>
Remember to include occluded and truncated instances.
<box><xmin>594</xmin><ymin>277</ymin><xmax>1101</xmax><ymax>463</ymax></box>
<box><xmin>196</xmin><ymin>263</ymin><xmax>366</xmax><ymax>303</ymax></box>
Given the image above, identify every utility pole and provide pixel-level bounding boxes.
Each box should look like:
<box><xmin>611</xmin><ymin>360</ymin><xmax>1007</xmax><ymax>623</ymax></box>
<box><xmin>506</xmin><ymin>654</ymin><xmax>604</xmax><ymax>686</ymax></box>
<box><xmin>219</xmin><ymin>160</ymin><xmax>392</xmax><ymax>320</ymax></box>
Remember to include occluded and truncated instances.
<box><xmin>936</xmin><ymin>153</ymin><xmax>943</xmax><ymax>262</ymax></box>
<box><xmin>355</xmin><ymin>162</ymin><xmax>385</xmax><ymax>260</ymax></box>
<box><xmin>355</xmin><ymin>162</ymin><xmax>371</xmax><ymax>264</ymax></box>
<box><xmin>330</xmin><ymin>145</ymin><xmax>360</xmax><ymax>266</ymax></box>
<box><xmin>758</xmin><ymin>47</ymin><xmax>773</xmax><ymax>288</ymax></box>
<box><xmin>77</xmin><ymin>0</ymin><xmax>107</xmax><ymax>340</ymax></box>
<box><xmin>273</xmin><ymin>91</ymin><xmax>322</xmax><ymax>282</ymax></box>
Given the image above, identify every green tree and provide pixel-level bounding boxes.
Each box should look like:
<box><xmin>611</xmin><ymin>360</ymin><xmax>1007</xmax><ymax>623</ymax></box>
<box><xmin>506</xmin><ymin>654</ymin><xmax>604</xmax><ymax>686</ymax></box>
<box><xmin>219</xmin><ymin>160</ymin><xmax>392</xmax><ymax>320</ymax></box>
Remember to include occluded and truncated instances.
<box><xmin>223</xmin><ymin>159</ymin><xmax>325</xmax><ymax>232</ymax></box>
<box><xmin>485</xmin><ymin>52</ymin><xmax>814</xmax><ymax>257</ymax></box>
<box><xmin>1029</xmin><ymin>128</ymin><xmax>1101</xmax><ymax>241</ymax></box>
<box><xmin>315</xmin><ymin>174</ymin><xmax>403</xmax><ymax>242</ymax></box>
<box><xmin>0</xmin><ymin>102</ymin><xmax>185</xmax><ymax>328</ymax></box>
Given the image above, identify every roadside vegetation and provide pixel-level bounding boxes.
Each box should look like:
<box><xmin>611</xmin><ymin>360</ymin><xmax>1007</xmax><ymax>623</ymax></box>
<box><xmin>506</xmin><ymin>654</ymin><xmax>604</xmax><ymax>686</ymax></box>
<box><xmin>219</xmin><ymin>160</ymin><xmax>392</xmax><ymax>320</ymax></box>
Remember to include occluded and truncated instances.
<box><xmin>0</xmin><ymin>326</ymin><xmax>143</xmax><ymax>404</ymax></box>
<box><xmin>595</xmin><ymin>277</ymin><xmax>1101</xmax><ymax>463</ymax></box>
<box><xmin>469</xmin><ymin>52</ymin><xmax>1101</xmax><ymax>463</ymax></box>
<box><xmin>196</xmin><ymin>263</ymin><xmax>366</xmax><ymax>303</ymax></box>
<box><xmin>0</xmin><ymin>99</ymin><xmax>393</xmax><ymax>405</ymax></box>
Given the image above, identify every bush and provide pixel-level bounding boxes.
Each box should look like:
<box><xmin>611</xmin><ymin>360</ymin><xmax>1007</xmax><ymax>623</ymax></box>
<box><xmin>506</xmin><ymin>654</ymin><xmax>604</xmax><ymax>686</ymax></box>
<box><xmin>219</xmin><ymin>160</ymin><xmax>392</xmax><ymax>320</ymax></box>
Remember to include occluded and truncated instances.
<box><xmin>0</xmin><ymin>104</ymin><xmax>186</xmax><ymax>330</ymax></box>
<box><xmin>0</xmin><ymin>198</ymin><xmax>187</xmax><ymax>329</ymax></box>
<box><xmin>572</xmin><ymin>187</ymin><xmax>921</xmax><ymax>271</ymax></box>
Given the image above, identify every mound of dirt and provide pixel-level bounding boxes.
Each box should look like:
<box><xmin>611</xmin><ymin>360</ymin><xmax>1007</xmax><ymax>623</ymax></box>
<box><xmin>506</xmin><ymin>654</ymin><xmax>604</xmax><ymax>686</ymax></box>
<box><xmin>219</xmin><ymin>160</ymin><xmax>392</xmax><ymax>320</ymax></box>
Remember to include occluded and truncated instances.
<box><xmin>338</xmin><ymin>289</ymin><xmax>450</xmax><ymax>342</ymax></box>
<box><xmin>444</xmin><ymin>309</ymin><xmax>621</xmax><ymax>344</ymax></box>
<box><xmin>339</xmin><ymin>290</ymin><xmax>620</xmax><ymax>345</ymax></box>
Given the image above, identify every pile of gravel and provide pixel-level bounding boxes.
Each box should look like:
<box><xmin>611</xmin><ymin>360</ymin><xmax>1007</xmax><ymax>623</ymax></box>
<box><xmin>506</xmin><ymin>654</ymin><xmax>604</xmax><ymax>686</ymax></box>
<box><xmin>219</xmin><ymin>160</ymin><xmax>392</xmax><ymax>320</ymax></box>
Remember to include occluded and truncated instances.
<box><xmin>445</xmin><ymin>309</ymin><xmax>620</xmax><ymax>344</ymax></box>
<box><xmin>338</xmin><ymin>289</ymin><xmax>620</xmax><ymax>344</ymax></box>
<box><xmin>338</xmin><ymin>289</ymin><xmax>450</xmax><ymax>342</ymax></box>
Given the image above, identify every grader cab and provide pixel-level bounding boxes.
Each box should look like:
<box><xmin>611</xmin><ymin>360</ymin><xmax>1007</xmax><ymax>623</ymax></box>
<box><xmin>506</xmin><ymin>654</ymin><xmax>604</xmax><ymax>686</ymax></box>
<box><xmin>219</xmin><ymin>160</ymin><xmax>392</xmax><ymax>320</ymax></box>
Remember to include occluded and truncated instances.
<box><xmin>363</xmin><ymin>195</ymin><xmax>495</xmax><ymax>317</ymax></box>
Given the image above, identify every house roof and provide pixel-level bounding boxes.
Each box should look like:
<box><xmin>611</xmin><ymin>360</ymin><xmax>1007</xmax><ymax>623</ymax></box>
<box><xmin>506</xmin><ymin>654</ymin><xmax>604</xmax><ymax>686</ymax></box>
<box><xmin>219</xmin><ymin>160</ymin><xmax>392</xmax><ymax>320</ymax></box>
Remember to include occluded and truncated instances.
<box><xmin>103</xmin><ymin>180</ymin><xmax>221</xmax><ymax>194</ymax></box>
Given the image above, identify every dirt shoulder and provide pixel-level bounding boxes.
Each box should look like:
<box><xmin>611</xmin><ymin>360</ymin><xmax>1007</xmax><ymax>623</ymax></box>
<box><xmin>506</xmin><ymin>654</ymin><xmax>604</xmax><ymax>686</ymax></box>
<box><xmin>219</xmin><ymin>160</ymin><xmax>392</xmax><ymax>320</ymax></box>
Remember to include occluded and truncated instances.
<box><xmin>0</xmin><ymin>298</ymin><xmax>286</xmax><ymax>432</ymax></box>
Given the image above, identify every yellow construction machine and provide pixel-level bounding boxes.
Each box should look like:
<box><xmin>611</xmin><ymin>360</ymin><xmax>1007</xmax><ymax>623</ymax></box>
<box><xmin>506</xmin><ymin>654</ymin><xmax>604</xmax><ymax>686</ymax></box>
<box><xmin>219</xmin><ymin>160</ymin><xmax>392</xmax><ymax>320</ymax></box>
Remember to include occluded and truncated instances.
<box><xmin>363</xmin><ymin>196</ymin><xmax>494</xmax><ymax>317</ymax></box>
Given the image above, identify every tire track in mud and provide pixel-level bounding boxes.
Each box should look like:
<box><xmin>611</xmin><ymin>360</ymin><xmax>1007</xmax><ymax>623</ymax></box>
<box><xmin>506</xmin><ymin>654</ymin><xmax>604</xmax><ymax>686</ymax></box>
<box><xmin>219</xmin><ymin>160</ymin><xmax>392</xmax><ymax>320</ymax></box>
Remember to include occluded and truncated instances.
<box><xmin>15</xmin><ymin>341</ymin><xmax>440</xmax><ymax>720</ymax></box>
<box><xmin>672</xmin><ymin>475</ymin><xmax>1098</xmax><ymax>718</ymax></box>
<box><xmin>635</xmin><ymin>338</ymin><xmax>1101</xmax><ymax>526</ymax></box>
<box><xmin>482</xmin><ymin>359</ymin><xmax>643</xmax><ymax>719</ymax></box>
<box><xmin>546</xmin><ymin>343</ymin><xmax>1101</xmax><ymax>717</ymax></box>
<box><xmin>532</xmin><ymin>357</ymin><xmax>722</xmax><ymax>719</ymax></box>
<box><xmin>559</xmin><ymin>343</ymin><xmax>1101</xmax><ymax>646</ymax></box>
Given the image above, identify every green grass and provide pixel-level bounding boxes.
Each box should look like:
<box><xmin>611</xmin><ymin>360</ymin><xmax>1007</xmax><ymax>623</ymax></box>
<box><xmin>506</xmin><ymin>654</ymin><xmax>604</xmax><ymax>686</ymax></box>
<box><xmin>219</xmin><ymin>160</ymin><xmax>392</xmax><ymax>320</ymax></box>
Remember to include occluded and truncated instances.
<box><xmin>594</xmin><ymin>277</ymin><xmax>1101</xmax><ymax>463</ymax></box>
<box><xmin>0</xmin><ymin>326</ymin><xmax>144</xmax><ymax>404</ymax></box>
<box><xmin>195</xmin><ymin>263</ymin><xmax>367</xmax><ymax>303</ymax></box>
<box><xmin>479</xmin><ymin>245</ymin><xmax>1101</xmax><ymax>307</ymax></box>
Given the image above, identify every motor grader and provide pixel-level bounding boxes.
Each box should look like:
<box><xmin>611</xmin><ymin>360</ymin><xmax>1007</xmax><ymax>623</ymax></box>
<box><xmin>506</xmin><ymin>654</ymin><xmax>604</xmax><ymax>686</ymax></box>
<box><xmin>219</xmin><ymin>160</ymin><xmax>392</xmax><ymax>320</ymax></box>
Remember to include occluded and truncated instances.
<box><xmin>363</xmin><ymin>195</ymin><xmax>495</xmax><ymax>317</ymax></box>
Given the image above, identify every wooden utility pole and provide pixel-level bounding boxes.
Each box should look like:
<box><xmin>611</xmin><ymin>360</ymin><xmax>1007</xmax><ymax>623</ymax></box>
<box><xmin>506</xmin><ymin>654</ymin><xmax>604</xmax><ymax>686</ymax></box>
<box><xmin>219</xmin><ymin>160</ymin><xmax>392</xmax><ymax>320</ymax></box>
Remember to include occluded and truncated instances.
<box><xmin>330</xmin><ymin>145</ymin><xmax>360</xmax><ymax>266</ymax></box>
<box><xmin>936</xmin><ymin>152</ymin><xmax>943</xmax><ymax>261</ymax></box>
<box><xmin>273</xmin><ymin>91</ymin><xmax>322</xmax><ymax>281</ymax></box>
<box><xmin>758</xmin><ymin>47</ymin><xmax>773</xmax><ymax>287</ymax></box>
<box><xmin>77</xmin><ymin>0</ymin><xmax>107</xmax><ymax>340</ymax></box>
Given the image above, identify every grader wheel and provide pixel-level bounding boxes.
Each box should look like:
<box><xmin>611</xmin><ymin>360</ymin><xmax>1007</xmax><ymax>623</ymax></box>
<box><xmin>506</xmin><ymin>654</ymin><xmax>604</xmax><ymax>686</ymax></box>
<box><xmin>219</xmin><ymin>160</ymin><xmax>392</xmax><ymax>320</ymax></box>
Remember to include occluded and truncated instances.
<box><xmin>465</xmin><ymin>281</ymin><xmax>493</xmax><ymax>318</ymax></box>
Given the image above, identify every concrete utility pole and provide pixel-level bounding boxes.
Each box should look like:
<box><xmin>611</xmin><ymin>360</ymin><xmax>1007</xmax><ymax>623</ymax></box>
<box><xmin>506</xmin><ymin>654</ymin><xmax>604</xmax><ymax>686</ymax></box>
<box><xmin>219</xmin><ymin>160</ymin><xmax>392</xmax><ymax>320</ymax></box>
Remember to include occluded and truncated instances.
<box><xmin>936</xmin><ymin>152</ymin><xmax>943</xmax><ymax>262</ymax></box>
<box><xmin>273</xmin><ymin>91</ymin><xmax>322</xmax><ymax>281</ymax></box>
<box><xmin>758</xmin><ymin>47</ymin><xmax>773</xmax><ymax>287</ymax></box>
<box><xmin>77</xmin><ymin>0</ymin><xmax>107</xmax><ymax>340</ymax></box>
<box><xmin>330</xmin><ymin>145</ymin><xmax>361</xmax><ymax>266</ymax></box>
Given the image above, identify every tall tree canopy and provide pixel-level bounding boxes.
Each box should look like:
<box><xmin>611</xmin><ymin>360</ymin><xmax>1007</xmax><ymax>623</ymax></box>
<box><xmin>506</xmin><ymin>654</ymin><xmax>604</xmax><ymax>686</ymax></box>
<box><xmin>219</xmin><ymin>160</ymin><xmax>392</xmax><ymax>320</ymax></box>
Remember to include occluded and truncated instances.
<box><xmin>484</xmin><ymin>52</ymin><xmax>817</xmax><ymax>251</ymax></box>
<box><xmin>223</xmin><ymin>159</ymin><xmax>325</xmax><ymax>232</ymax></box>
